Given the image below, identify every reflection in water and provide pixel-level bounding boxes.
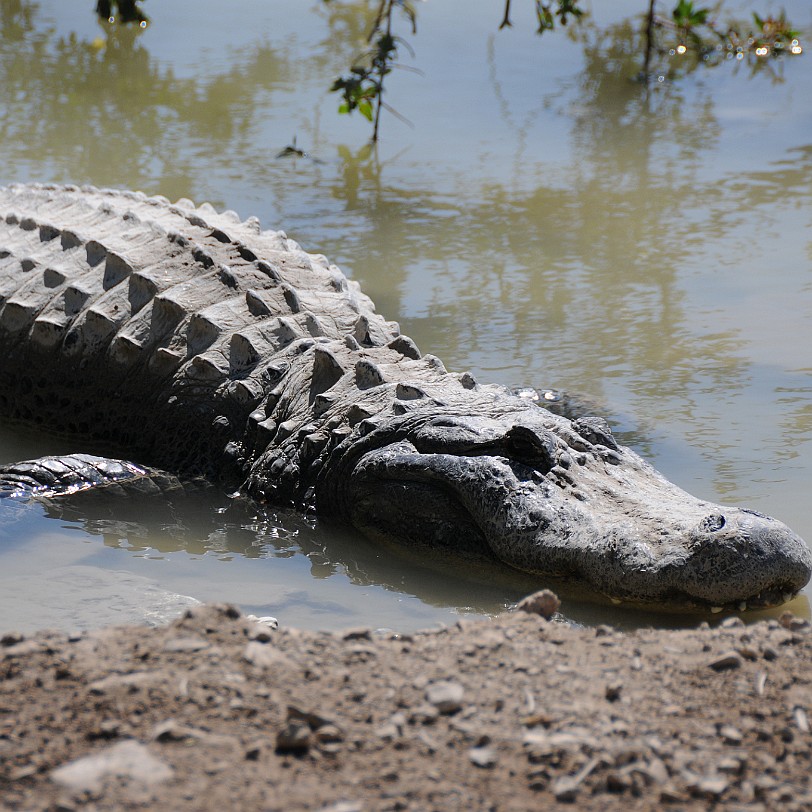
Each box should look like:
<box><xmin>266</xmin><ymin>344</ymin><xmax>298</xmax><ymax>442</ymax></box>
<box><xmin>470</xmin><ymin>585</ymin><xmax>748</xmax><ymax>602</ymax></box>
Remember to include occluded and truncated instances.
<box><xmin>0</xmin><ymin>1</ymin><xmax>292</xmax><ymax>200</ymax></box>
<box><xmin>8</xmin><ymin>484</ymin><xmax>802</xmax><ymax>631</ymax></box>
<box><xmin>0</xmin><ymin>1</ymin><xmax>811</xmax><ymax>629</ymax></box>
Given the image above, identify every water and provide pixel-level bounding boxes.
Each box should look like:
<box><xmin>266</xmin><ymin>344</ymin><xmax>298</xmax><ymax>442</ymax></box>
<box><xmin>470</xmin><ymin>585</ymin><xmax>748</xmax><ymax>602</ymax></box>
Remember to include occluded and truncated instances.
<box><xmin>0</xmin><ymin>0</ymin><xmax>811</xmax><ymax>632</ymax></box>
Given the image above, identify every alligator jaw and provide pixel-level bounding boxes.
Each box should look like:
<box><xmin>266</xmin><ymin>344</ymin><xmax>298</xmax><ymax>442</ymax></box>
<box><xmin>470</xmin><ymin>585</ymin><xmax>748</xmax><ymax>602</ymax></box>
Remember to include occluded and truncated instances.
<box><xmin>342</xmin><ymin>409</ymin><xmax>812</xmax><ymax>610</ymax></box>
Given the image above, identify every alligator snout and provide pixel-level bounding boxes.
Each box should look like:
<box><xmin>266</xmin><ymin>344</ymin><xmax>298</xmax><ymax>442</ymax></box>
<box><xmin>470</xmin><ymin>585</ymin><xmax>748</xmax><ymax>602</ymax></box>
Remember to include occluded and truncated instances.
<box><xmin>339</xmin><ymin>404</ymin><xmax>812</xmax><ymax>610</ymax></box>
<box><xmin>676</xmin><ymin>509</ymin><xmax>812</xmax><ymax>607</ymax></box>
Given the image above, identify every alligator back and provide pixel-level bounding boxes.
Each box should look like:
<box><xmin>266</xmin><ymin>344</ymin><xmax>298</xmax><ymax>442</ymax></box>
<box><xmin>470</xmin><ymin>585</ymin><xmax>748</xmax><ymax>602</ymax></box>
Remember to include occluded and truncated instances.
<box><xmin>0</xmin><ymin>183</ymin><xmax>405</xmax><ymax>477</ymax></box>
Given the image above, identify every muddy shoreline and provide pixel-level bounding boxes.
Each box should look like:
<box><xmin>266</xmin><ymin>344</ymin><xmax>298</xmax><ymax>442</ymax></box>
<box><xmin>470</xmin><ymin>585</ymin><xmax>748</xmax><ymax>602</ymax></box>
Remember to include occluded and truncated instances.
<box><xmin>2</xmin><ymin>600</ymin><xmax>812</xmax><ymax>810</ymax></box>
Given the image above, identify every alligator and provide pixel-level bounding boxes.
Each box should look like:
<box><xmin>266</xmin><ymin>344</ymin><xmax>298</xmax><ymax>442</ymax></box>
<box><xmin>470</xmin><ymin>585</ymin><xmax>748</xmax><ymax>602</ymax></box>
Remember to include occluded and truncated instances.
<box><xmin>0</xmin><ymin>183</ymin><xmax>809</xmax><ymax>610</ymax></box>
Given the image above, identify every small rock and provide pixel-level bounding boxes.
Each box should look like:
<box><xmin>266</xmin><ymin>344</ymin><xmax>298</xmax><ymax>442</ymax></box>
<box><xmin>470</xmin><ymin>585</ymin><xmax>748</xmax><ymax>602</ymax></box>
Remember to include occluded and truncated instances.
<box><xmin>0</xmin><ymin>631</ymin><xmax>24</xmax><ymax>646</ymax></box>
<box><xmin>276</xmin><ymin>721</ymin><xmax>310</xmax><ymax>754</ymax></box>
<box><xmin>246</xmin><ymin>614</ymin><xmax>279</xmax><ymax>631</ymax></box>
<box><xmin>793</xmin><ymin>707</ymin><xmax>810</xmax><ymax>733</ymax></box>
<box><xmin>707</xmin><ymin>651</ymin><xmax>743</xmax><ymax>671</ymax></box>
<box><xmin>51</xmin><ymin>740</ymin><xmax>173</xmax><ymax>793</ymax></box>
<box><xmin>687</xmin><ymin>774</ymin><xmax>729</xmax><ymax>799</ymax></box>
<box><xmin>314</xmin><ymin>724</ymin><xmax>344</xmax><ymax>744</ymax></box>
<box><xmin>720</xmin><ymin>616</ymin><xmax>745</xmax><ymax>629</ymax></box>
<box><xmin>717</xmin><ymin>756</ymin><xmax>745</xmax><ymax>774</ymax></box>
<box><xmin>516</xmin><ymin>589</ymin><xmax>560</xmax><ymax>619</ymax></box>
<box><xmin>248</xmin><ymin>627</ymin><xmax>274</xmax><ymax>643</ymax></box>
<box><xmin>375</xmin><ymin>722</ymin><xmax>401</xmax><ymax>741</ymax></box>
<box><xmin>605</xmin><ymin>682</ymin><xmax>623</xmax><ymax>702</ymax></box>
<box><xmin>425</xmin><ymin>680</ymin><xmax>465</xmax><ymax>714</ymax></box>
<box><xmin>468</xmin><ymin>746</ymin><xmax>497</xmax><ymax>768</ymax></box>
<box><xmin>780</xmin><ymin>612</ymin><xmax>810</xmax><ymax>632</ymax></box>
<box><xmin>718</xmin><ymin>725</ymin><xmax>743</xmax><ymax>745</ymax></box>
<box><xmin>341</xmin><ymin>627</ymin><xmax>372</xmax><ymax>641</ymax></box>
<box><xmin>87</xmin><ymin>719</ymin><xmax>121</xmax><ymax>740</ymax></box>
<box><xmin>551</xmin><ymin>757</ymin><xmax>599</xmax><ymax>802</ymax></box>
<box><xmin>152</xmin><ymin>719</ymin><xmax>199</xmax><ymax>743</ymax></box>
<box><xmin>286</xmin><ymin>705</ymin><xmax>336</xmax><ymax>730</ymax></box>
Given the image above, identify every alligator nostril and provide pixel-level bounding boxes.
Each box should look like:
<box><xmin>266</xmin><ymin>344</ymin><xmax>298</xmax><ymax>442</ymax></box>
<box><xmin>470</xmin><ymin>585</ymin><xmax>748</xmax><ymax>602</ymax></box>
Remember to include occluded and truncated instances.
<box><xmin>699</xmin><ymin>513</ymin><xmax>726</xmax><ymax>533</ymax></box>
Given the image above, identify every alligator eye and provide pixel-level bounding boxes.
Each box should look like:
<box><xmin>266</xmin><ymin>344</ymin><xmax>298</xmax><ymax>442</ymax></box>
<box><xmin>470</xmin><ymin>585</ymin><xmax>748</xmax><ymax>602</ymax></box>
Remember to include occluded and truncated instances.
<box><xmin>698</xmin><ymin>514</ymin><xmax>726</xmax><ymax>533</ymax></box>
<box><xmin>504</xmin><ymin>426</ymin><xmax>555</xmax><ymax>471</ymax></box>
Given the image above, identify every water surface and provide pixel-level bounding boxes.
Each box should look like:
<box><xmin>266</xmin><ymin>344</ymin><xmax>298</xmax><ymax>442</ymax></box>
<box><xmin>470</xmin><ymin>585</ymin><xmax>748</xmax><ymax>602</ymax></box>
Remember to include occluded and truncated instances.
<box><xmin>1</xmin><ymin>0</ymin><xmax>811</xmax><ymax>632</ymax></box>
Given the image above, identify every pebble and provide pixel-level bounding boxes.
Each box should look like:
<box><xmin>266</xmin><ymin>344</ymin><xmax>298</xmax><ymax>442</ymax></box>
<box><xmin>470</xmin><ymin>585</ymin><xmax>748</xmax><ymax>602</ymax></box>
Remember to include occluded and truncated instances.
<box><xmin>408</xmin><ymin>704</ymin><xmax>440</xmax><ymax>725</ymax></box>
<box><xmin>341</xmin><ymin>627</ymin><xmax>372</xmax><ymax>641</ymax></box>
<box><xmin>685</xmin><ymin>773</ymin><xmax>729</xmax><ymax>798</ymax></box>
<box><xmin>718</xmin><ymin>725</ymin><xmax>743</xmax><ymax>745</ymax></box>
<box><xmin>276</xmin><ymin>720</ymin><xmax>311</xmax><ymax>753</ymax></box>
<box><xmin>468</xmin><ymin>746</ymin><xmax>497</xmax><ymax>768</ymax></box>
<box><xmin>152</xmin><ymin>719</ymin><xmax>200</xmax><ymax>742</ymax></box>
<box><xmin>779</xmin><ymin>611</ymin><xmax>810</xmax><ymax>631</ymax></box>
<box><xmin>551</xmin><ymin>757</ymin><xmax>599</xmax><ymax>801</ymax></box>
<box><xmin>50</xmin><ymin>740</ymin><xmax>173</xmax><ymax>793</ymax></box>
<box><xmin>0</xmin><ymin>631</ymin><xmax>24</xmax><ymax>646</ymax></box>
<box><xmin>425</xmin><ymin>680</ymin><xmax>465</xmax><ymax>714</ymax></box>
<box><xmin>516</xmin><ymin>589</ymin><xmax>560</xmax><ymax>619</ymax></box>
<box><xmin>707</xmin><ymin>651</ymin><xmax>743</xmax><ymax>671</ymax></box>
<box><xmin>246</xmin><ymin>614</ymin><xmax>279</xmax><ymax>630</ymax></box>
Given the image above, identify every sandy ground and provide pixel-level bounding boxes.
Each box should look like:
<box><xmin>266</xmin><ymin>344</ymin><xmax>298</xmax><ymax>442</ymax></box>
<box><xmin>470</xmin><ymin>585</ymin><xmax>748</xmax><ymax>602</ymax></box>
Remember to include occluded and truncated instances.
<box><xmin>2</xmin><ymin>597</ymin><xmax>812</xmax><ymax>811</ymax></box>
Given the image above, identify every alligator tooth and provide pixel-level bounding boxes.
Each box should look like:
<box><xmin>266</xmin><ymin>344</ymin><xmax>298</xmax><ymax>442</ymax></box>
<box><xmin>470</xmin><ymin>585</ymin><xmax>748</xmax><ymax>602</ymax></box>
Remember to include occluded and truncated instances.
<box><xmin>710</xmin><ymin>606</ymin><xmax>723</xmax><ymax>613</ymax></box>
<box><xmin>783</xmin><ymin>592</ymin><xmax>793</xmax><ymax>604</ymax></box>
<box><xmin>738</xmin><ymin>602</ymin><xmax>747</xmax><ymax>612</ymax></box>
<box><xmin>610</xmin><ymin>598</ymin><xmax>621</xmax><ymax>605</ymax></box>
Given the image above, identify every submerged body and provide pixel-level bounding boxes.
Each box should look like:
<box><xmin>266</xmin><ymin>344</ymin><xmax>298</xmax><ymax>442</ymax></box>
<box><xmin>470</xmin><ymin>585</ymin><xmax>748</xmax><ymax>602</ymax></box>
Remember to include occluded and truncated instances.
<box><xmin>0</xmin><ymin>183</ymin><xmax>808</xmax><ymax>608</ymax></box>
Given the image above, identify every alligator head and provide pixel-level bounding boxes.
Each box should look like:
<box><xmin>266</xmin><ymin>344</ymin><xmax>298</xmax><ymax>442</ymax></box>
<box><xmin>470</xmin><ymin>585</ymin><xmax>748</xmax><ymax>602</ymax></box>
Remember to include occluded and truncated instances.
<box><xmin>318</xmin><ymin>399</ymin><xmax>812</xmax><ymax>610</ymax></box>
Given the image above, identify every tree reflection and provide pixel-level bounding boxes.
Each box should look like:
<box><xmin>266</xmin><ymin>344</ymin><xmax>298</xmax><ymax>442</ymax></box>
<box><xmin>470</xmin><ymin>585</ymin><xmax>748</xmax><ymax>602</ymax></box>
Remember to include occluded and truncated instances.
<box><xmin>0</xmin><ymin>1</ymin><xmax>292</xmax><ymax>198</ymax></box>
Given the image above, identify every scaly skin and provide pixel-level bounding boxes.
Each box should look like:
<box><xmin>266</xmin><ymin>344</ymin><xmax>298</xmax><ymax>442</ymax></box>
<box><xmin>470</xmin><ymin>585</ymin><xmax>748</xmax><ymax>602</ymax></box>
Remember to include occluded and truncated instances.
<box><xmin>0</xmin><ymin>183</ymin><xmax>809</xmax><ymax>609</ymax></box>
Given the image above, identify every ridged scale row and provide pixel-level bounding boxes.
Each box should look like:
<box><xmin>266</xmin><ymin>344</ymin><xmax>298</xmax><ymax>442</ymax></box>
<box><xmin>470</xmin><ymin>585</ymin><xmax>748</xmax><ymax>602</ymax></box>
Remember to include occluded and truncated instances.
<box><xmin>0</xmin><ymin>183</ymin><xmax>401</xmax><ymax>398</ymax></box>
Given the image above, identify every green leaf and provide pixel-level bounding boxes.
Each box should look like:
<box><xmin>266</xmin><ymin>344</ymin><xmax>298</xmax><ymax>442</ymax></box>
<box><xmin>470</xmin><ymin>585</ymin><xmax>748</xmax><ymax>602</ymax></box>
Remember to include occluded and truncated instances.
<box><xmin>358</xmin><ymin>100</ymin><xmax>374</xmax><ymax>121</ymax></box>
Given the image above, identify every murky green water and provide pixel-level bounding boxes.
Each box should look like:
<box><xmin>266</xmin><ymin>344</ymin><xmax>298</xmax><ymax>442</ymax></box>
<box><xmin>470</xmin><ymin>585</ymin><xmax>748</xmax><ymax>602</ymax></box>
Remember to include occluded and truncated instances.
<box><xmin>1</xmin><ymin>0</ymin><xmax>811</xmax><ymax>632</ymax></box>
